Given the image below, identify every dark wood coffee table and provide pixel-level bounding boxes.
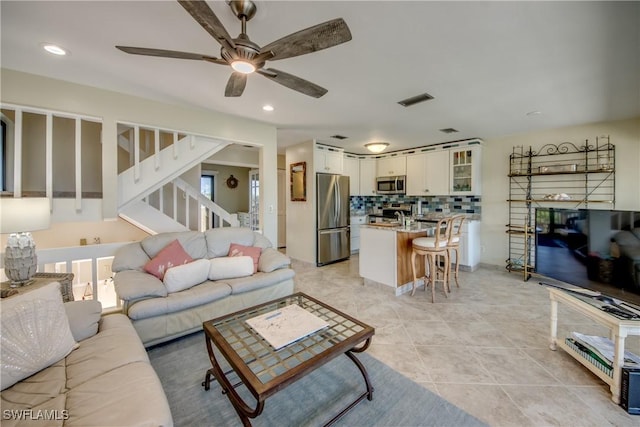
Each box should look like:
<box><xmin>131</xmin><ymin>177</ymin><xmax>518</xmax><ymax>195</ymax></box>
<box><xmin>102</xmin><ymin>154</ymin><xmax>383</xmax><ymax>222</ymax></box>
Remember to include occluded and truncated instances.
<box><xmin>202</xmin><ymin>292</ymin><xmax>375</xmax><ymax>426</ymax></box>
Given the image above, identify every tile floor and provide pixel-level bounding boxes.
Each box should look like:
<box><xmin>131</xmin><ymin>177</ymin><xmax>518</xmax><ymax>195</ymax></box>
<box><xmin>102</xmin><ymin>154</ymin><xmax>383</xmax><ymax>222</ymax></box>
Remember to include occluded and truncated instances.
<box><xmin>291</xmin><ymin>255</ymin><xmax>640</xmax><ymax>427</ymax></box>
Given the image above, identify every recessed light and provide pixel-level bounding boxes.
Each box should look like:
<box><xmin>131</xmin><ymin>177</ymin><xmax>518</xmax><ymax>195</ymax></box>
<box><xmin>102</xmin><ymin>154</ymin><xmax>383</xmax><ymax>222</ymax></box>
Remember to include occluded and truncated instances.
<box><xmin>526</xmin><ymin>111</ymin><xmax>542</xmax><ymax>116</ymax></box>
<box><xmin>42</xmin><ymin>43</ymin><xmax>68</xmax><ymax>56</ymax></box>
<box><xmin>262</xmin><ymin>105</ymin><xmax>274</xmax><ymax>112</ymax></box>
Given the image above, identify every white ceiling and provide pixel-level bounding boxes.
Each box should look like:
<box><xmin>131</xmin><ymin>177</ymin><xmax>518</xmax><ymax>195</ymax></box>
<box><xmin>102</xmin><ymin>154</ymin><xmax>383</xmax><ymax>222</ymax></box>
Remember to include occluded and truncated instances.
<box><xmin>2</xmin><ymin>1</ymin><xmax>639</xmax><ymax>154</ymax></box>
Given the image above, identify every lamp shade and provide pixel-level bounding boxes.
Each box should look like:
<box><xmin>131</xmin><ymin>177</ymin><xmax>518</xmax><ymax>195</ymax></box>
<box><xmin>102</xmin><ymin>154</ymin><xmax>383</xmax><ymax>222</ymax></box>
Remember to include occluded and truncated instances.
<box><xmin>365</xmin><ymin>142</ymin><xmax>390</xmax><ymax>153</ymax></box>
<box><xmin>0</xmin><ymin>198</ymin><xmax>51</xmax><ymax>234</ymax></box>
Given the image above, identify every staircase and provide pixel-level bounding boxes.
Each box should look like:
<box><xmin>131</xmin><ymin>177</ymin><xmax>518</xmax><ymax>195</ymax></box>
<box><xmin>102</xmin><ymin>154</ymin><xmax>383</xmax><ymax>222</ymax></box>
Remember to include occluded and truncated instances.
<box><xmin>116</xmin><ymin>124</ymin><xmax>240</xmax><ymax>234</ymax></box>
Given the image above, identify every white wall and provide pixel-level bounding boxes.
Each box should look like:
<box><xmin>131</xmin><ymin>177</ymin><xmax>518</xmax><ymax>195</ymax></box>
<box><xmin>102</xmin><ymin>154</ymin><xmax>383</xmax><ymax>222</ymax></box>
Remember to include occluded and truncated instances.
<box><xmin>481</xmin><ymin>116</ymin><xmax>640</xmax><ymax>267</ymax></box>
<box><xmin>285</xmin><ymin>141</ymin><xmax>316</xmax><ymax>263</ymax></box>
<box><xmin>1</xmin><ymin>69</ymin><xmax>279</xmax><ymax>245</ymax></box>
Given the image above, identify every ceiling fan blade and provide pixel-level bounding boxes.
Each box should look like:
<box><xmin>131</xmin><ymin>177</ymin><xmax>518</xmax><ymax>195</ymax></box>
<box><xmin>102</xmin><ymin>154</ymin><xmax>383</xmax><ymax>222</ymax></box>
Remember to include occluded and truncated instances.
<box><xmin>258</xmin><ymin>68</ymin><xmax>327</xmax><ymax>98</ymax></box>
<box><xmin>116</xmin><ymin>46</ymin><xmax>226</xmax><ymax>64</ymax></box>
<box><xmin>178</xmin><ymin>0</ymin><xmax>236</xmax><ymax>52</ymax></box>
<box><xmin>260</xmin><ymin>18</ymin><xmax>352</xmax><ymax>61</ymax></box>
<box><xmin>225</xmin><ymin>72</ymin><xmax>247</xmax><ymax>97</ymax></box>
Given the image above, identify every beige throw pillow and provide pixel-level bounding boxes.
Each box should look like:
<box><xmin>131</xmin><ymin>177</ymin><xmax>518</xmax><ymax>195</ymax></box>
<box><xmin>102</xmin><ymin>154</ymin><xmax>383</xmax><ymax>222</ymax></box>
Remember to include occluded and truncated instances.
<box><xmin>208</xmin><ymin>256</ymin><xmax>254</xmax><ymax>281</ymax></box>
<box><xmin>1</xmin><ymin>282</ymin><xmax>78</xmax><ymax>391</ymax></box>
<box><xmin>163</xmin><ymin>259</ymin><xmax>211</xmax><ymax>293</ymax></box>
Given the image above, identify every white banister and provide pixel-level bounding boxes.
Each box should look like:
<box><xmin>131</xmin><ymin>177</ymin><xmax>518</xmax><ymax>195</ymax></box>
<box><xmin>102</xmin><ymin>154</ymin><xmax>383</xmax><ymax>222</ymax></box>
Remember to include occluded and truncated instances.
<box><xmin>154</xmin><ymin>129</ymin><xmax>160</xmax><ymax>170</ymax></box>
<box><xmin>173</xmin><ymin>132</ymin><xmax>179</xmax><ymax>159</ymax></box>
<box><xmin>75</xmin><ymin>118</ymin><xmax>82</xmax><ymax>210</ymax></box>
<box><xmin>134</xmin><ymin>125</ymin><xmax>140</xmax><ymax>182</ymax></box>
<box><xmin>13</xmin><ymin>108</ymin><xmax>22</xmax><ymax>197</ymax></box>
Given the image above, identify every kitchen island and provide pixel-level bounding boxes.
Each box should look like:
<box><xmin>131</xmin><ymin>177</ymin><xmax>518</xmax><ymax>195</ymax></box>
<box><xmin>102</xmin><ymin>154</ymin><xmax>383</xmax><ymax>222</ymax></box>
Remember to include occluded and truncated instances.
<box><xmin>359</xmin><ymin>223</ymin><xmax>435</xmax><ymax>295</ymax></box>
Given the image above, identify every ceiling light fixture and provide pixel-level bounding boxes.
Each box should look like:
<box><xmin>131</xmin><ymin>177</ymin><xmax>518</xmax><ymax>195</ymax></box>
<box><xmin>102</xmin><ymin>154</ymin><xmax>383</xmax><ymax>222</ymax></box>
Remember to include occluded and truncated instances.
<box><xmin>42</xmin><ymin>43</ymin><xmax>68</xmax><ymax>56</ymax></box>
<box><xmin>231</xmin><ymin>60</ymin><xmax>255</xmax><ymax>74</ymax></box>
<box><xmin>262</xmin><ymin>104</ymin><xmax>274</xmax><ymax>112</ymax></box>
<box><xmin>365</xmin><ymin>142</ymin><xmax>389</xmax><ymax>153</ymax></box>
<box><xmin>526</xmin><ymin>110</ymin><xmax>542</xmax><ymax>116</ymax></box>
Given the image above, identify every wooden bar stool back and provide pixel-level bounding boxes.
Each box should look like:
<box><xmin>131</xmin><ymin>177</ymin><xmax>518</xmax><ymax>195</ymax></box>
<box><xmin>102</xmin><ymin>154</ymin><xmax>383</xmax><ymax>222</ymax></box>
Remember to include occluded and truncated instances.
<box><xmin>410</xmin><ymin>216</ymin><xmax>454</xmax><ymax>302</ymax></box>
<box><xmin>447</xmin><ymin>215</ymin><xmax>467</xmax><ymax>289</ymax></box>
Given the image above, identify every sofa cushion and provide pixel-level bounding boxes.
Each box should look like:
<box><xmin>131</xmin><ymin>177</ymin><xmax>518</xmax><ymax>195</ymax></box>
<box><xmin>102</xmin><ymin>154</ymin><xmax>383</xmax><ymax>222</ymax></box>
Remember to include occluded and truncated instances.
<box><xmin>141</xmin><ymin>230</ymin><xmax>207</xmax><ymax>259</ymax></box>
<box><xmin>114</xmin><ymin>269</ymin><xmax>168</xmax><ymax>300</ymax></box>
<box><xmin>111</xmin><ymin>242</ymin><xmax>150</xmax><ymax>272</ymax></box>
<box><xmin>65</xmin><ymin>314</ymin><xmax>150</xmax><ymax>389</ymax></box>
<box><xmin>632</xmin><ymin>228</ymin><xmax>640</xmax><ymax>241</ymax></box>
<box><xmin>204</xmin><ymin>227</ymin><xmax>256</xmax><ymax>257</ymax></box>
<box><xmin>64</xmin><ymin>300</ymin><xmax>103</xmax><ymax>342</ymax></box>
<box><xmin>253</xmin><ymin>233</ymin><xmax>274</xmax><ymax>249</ymax></box>
<box><xmin>209</xmin><ymin>256</ymin><xmax>254</xmax><ymax>280</ymax></box>
<box><xmin>225</xmin><ymin>268</ymin><xmax>296</xmax><ymax>294</ymax></box>
<box><xmin>0</xmin><ymin>358</ymin><xmax>66</xmax><ymax>413</ymax></box>
<box><xmin>259</xmin><ymin>248</ymin><xmax>292</xmax><ymax>273</ymax></box>
<box><xmin>164</xmin><ymin>258</ymin><xmax>211</xmax><ymax>293</ymax></box>
<box><xmin>144</xmin><ymin>239</ymin><xmax>193</xmax><ymax>280</ymax></box>
<box><xmin>126</xmin><ymin>281</ymin><xmax>232</xmax><ymax>320</ymax></box>
<box><xmin>65</xmin><ymin>361</ymin><xmax>172</xmax><ymax>427</ymax></box>
<box><xmin>1</xmin><ymin>283</ymin><xmax>77</xmax><ymax>391</ymax></box>
<box><xmin>228</xmin><ymin>243</ymin><xmax>261</xmax><ymax>273</ymax></box>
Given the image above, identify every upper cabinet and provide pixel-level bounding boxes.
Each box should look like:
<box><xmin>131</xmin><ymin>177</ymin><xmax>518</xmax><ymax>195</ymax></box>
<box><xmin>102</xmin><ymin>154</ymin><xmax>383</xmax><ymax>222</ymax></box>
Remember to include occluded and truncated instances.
<box><xmin>406</xmin><ymin>149</ymin><xmax>450</xmax><ymax>196</ymax></box>
<box><xmin>359</xmin><ymin>159</ymin><xmax>377</xmax><ymax>196</ymax></box>
<box><xmin>449</xmin><ymin>145</ymin><xmax>482</xmax><ymax>195</ymax></box>
<box><xmin>376</xmin><ymin>154</ymin><xmax>406</xmax><ymax>177</ymax></box>
<box><xmin>343</xmin><ymin>155</ymin><xmax>360</xmax><ymax>196</ymax></box>
<box><xmin>314</xmin><ymin>144</ymin><xmax>344</xmax><ymax>174</ymax></box>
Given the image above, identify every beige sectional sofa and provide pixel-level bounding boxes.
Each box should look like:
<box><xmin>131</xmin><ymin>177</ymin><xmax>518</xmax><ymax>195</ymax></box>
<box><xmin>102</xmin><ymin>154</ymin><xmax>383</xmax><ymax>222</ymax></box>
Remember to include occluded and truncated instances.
<box><xmin>112</xmin><ymin>227</ymin><xmax>295</xmax><ymax>347</ymax></box>
<box><xmin>1</xmin><ymin>289</ymin><xmax>173</xmax><ymax>427</ymax></box>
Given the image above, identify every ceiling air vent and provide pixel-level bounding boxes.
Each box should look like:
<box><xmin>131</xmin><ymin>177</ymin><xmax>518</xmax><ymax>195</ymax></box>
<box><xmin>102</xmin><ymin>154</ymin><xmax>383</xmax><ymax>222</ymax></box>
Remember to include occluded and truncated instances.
<box><xmin>330</xmin><ymin>134</ymin><xmax>348</xmax><ymax>140</ymax></box>
<box><xmin>439</xmin><ymin>128</ymin><xmax>459</xmax><ymax>134</ymax></box>
<box><xmin>397</xmin><ymin>92</ymin><xmax>434</xmax><ymax>107</ymax></box>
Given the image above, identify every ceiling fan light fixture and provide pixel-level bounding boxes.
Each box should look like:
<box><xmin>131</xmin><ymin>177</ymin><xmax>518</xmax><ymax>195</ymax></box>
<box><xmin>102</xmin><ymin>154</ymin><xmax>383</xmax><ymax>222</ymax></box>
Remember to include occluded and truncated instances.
<box><xmin>42</xmin><ymin>43</ymin><xmax>68</xmax><ymax>56</ymax></box>
<box><xmin>231</xmin><ymin>60</ymin><xmax>255</xmax><ymax>74</ymax></box>
<box><xmin>365</xmin><ymin>142</ymin><xmax>389</xmax><ymax>153</ymax></box>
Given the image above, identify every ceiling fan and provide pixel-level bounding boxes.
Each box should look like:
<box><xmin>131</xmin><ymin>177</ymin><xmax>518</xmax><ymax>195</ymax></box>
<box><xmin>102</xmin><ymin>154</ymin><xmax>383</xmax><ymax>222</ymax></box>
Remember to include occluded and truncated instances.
<box><xmin>116</xmin><ymin>0</ymin><xmax>352</xmax><ymax>98</ymax></box>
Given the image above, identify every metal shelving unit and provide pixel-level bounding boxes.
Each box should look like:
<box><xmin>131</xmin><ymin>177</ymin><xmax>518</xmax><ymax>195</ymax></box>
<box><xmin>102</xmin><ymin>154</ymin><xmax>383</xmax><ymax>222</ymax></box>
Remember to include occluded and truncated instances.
<box><xmin>506</xmin><ymin>136</ymin><xmax>615</xmax><ymax>280</ymax></box>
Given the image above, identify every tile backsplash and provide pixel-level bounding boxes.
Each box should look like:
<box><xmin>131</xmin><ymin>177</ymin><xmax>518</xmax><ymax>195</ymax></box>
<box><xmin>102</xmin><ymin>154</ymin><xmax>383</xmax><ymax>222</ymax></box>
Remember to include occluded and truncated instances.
<box><xmin>350</xmin><ymin>195</ymin><xmax>481</xmax><ymax>216</ymax></box>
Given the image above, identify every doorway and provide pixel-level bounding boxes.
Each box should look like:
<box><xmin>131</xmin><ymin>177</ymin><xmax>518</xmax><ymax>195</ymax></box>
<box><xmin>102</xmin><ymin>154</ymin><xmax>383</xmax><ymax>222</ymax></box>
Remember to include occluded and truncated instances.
<box><xmin>200</xmin><ymin>173</ymin><xmax>218</xmax><ymax>229</ymax></box>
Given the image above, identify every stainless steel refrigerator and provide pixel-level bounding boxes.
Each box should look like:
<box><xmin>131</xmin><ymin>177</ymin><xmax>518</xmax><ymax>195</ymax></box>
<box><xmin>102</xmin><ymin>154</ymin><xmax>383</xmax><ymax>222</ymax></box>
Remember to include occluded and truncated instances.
<box><xmin>316</xmin><ymin>173</ymin><xmax>350</xmax><ymax>266</ymax></box>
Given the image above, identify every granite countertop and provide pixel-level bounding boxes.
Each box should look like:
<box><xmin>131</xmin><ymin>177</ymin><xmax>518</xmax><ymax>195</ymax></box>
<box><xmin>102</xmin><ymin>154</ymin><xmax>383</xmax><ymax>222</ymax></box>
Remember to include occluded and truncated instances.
<box><xmin>413</xmin><ymin>213</ymin><xmax>481</xmax><ymax>221</ymax></box>
<box><xmin>361</xmin><ymin>222</ymin><xmax>436</xmax><ymax>234</ymax></box>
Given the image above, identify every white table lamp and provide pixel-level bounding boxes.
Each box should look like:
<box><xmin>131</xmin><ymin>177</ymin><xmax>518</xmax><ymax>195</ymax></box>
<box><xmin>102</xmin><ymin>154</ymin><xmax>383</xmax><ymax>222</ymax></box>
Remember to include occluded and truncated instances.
<box><xmin>0</xmin><ymin>198</ymin><xmax>51</xmax><ymax>286</ymax></box>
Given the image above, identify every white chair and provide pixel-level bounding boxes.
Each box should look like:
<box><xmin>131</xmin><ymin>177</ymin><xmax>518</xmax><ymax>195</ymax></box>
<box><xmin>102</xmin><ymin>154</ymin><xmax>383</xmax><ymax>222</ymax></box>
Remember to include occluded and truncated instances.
<box><xmin>410</xmin><ymin>217</ymin><xmax>454</xmax><ymax>302</ymax></box>
<box><xmin>446</xmin><ymin>215</ymin><xmax>467</xmax><ymax>289</ymax></box>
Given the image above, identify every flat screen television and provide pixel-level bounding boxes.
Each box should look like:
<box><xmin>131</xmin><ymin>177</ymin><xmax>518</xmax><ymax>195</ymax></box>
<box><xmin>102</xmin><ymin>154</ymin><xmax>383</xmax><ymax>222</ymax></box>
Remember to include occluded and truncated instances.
<box><xmin>535</xmin><ymin>208</ymin><xmax>640</xmax><ymax>301</ymax></box>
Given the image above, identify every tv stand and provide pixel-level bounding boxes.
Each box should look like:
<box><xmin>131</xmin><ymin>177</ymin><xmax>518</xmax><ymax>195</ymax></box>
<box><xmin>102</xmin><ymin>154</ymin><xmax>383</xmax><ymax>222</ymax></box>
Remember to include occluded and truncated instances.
<box><xmin>548</xmin><ymin>287</ymin><xmax>640</xmax><ymax>404</ymax></box>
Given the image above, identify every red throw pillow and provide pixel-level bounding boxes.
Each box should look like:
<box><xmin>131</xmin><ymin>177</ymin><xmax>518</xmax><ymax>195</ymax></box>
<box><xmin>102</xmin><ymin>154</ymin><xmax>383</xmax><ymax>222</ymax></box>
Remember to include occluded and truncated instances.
<box><xmin>228</xmin><ymin>243</ymin><xmax>261</xmax><ymax>274</ymax></box>
<box><xmin>144</xmin><ymin>240</ymin><xmax>193</xmax><ymax>280</ymax></box>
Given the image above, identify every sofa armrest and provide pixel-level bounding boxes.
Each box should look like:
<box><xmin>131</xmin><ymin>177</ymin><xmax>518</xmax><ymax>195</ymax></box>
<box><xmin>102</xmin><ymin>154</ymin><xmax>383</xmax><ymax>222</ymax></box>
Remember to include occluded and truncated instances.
<box><xmin>259</xmin><ymin>248</ymin><xmax>291</xmax><ymax>273</ymax></box>
<box><xmin>114</xmin><ymin>270</ymin><xmax>168</xmax><ymax>301</ymax></box>
<box><xmin>64</xmin><ymin>300</ymin><xmax>102</xmax><ymax>341</ymax></box>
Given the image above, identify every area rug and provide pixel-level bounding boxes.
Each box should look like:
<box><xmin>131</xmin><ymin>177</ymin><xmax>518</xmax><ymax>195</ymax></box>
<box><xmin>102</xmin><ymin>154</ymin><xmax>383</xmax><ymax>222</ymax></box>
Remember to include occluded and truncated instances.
<box><xmin>148</xmin><ymin>331</ymin><xmax>487</xmax><ymax>427</ymax></box>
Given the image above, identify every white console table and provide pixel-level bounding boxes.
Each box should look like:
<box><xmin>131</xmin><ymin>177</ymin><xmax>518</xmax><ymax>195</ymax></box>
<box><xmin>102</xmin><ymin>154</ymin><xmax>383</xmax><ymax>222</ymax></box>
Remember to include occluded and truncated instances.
<box><xmin>548</xmin><ymin>287</ymin><xmax>640</xmax><ymax>403</ymax></box>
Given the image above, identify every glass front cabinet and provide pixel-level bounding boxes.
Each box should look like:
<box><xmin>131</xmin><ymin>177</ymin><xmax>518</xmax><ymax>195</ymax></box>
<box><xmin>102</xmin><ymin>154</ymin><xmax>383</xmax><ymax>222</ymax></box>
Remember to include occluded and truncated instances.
<box><xmin>449</xmin><ymin>144</ymin><xmax>482</xmax><ymax>195</ymax></box>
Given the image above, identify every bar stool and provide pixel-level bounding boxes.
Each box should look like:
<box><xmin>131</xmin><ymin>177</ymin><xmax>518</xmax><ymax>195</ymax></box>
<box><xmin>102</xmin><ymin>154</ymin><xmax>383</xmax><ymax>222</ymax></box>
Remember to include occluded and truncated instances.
<box><xmin>410</xmin><ymin>217</ymin><xmax>453</xmax><ymax>302</ymax></box>
<box><xmin>446</xmin><ymin>215</ymin><xmax>467</xmax><ymax>289</ymax></box>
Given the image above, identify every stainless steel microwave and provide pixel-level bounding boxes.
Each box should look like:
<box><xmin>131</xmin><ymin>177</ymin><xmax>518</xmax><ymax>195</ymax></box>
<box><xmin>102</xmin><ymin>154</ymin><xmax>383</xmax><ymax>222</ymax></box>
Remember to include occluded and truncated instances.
<box><xmin>376</xmin><ymin>175</ymin><xmax>406</xmax><ymax>195</ymax></box>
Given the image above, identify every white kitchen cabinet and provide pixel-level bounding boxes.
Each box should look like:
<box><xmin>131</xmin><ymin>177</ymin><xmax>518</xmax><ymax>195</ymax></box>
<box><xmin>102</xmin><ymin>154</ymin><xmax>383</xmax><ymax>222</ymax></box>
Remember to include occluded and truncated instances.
<box><xmin>376</xmin><ymin>155</ymin><xmax>406</xmax><ymax>177</ymax></box>
<box><xmin>343</xmin><ymin>155</ymin><xmax>360</xmax><ymax>196</ymax></box>
<box><xmin>350</xmin><ymin>215</ymin><xmax>367</xmax><ymax>252</ymax></box>
<box><xmin>359</xmin><ymin>159</ymin><xmax>377</xmax><ymax>196</ymax></box>
<box><xmin>406</xmin><ymin>150</ymin><xmax>450</xmax><ymax>196</ymax></box>
<box><xmin>449</xmin><ymin>220</ymin><xmax>480</xmax><ymax>270</ymax></box>
<box><xmin>449</xmin><ymin>145</ymin><xmax>482</xmax><ymax>195</ymax></box>
<box><xmin>314</xmin><ymin>144</ymin><xmax>344</xmax><ymax>174</ymax></box>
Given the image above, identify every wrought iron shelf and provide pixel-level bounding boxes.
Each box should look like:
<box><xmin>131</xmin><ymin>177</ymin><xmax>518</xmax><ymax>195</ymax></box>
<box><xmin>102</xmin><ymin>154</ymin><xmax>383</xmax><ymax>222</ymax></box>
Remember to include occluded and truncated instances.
<box><xmin>506</xmin><ymin>137</ymin><xmax>615</xmax><ymax>281</ymax></box>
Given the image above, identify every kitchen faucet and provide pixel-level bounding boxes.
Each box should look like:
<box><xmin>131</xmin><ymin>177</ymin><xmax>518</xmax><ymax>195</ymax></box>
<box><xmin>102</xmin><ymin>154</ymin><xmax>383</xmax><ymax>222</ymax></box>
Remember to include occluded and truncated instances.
<box><xmin>395</xmin><ymin>211</ymin><xmax>405</xmax><ymax>224</ymax></box>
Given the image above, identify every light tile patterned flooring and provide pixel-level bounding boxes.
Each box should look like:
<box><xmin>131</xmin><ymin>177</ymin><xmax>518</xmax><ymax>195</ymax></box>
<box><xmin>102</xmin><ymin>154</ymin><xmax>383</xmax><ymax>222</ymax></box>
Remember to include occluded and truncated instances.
<box><xmin>291</xmin><ymin>255</ymin><xmax>640</xmax><ymax>427</ymax></box>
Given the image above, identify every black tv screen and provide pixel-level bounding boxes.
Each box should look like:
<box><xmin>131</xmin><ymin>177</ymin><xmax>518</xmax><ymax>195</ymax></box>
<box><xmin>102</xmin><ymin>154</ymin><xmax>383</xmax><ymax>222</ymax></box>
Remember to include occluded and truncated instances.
<box><xmin>535</xmin><ymin>208</ymin><xmax>640</xmax><ymax>300</ymax></box>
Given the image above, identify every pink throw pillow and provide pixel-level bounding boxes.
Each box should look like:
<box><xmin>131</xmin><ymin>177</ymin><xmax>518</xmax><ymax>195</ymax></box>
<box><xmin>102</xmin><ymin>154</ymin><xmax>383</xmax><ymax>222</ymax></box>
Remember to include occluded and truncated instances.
<box><xmin>228</xmin><ymin>243</ymin><xmax>261</xmax><ymax>274</ymax></box>
<box><xmin>144</xmin><ymin>240</ymin><xmax>193</xmax><ymax>280</ymax></box>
